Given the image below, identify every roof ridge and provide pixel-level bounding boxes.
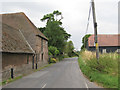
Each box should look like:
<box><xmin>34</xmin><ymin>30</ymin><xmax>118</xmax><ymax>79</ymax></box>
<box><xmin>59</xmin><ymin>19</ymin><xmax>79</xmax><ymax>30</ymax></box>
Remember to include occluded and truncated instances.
<box><xmin>20</xmin><ymin>12</ymin><xmax>48</xmax><ymax>40</ymax></box>
<box><xmin>88</xmin><ymin>34</ymin><xmax>120</xmax><ymax>47</ymax></box>
<box><xmin>0</xmin><ymin>12</ymin><xmax>24</xmax><ymax>15</ymax></box>
<box><xmin>1</xmin><ymin>12</ymin><xmax>48</xmax><ymax>40</ymax></box>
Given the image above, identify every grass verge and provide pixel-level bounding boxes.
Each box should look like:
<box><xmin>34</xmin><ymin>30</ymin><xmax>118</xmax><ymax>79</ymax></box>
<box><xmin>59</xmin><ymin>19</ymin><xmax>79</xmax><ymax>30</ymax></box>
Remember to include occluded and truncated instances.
<box><xmin>34</xmin><ymin>63</ymin><xmax>53</xmax><ymax>72</ymax></box>
<box><xmin>78</xmin><ymin>51</ymin><xmax>118</xmax><ymax>88</ymax></box>
<box><xmin>0</xmin><ymin>76</ymin><xmax>22</xmax><ymax>86</ymax></box>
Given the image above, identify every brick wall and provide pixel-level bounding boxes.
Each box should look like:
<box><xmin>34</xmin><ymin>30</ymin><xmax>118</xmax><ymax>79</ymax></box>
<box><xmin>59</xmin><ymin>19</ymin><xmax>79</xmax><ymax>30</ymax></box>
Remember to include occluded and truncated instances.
<box><xmin>36</xmin><ymin>36</ymin><xmax>48</xmax><ymax>64</ymax></box>
<box><xmin>2</xmin><ymin>52</ymin><xmax>48</xmax><ymax>81</ymax></box>
<box><xmin>2</xmin><ymin>37</ymin><xmax>48</xmax><ymax>81</ymax></box>
<box><xmin>43</xmin><ymin>39</ymin><xmax>48</xmax><ymax>63</ymax></box>
<box><xmin>2</xmin><ymin>53</ymin><xmax>33</xmax><ymax>81</ymax></box>
<box><xmin>2</xmin><ymin>53</ymin><xmax>33</xmax><ymax>69</ymax></box>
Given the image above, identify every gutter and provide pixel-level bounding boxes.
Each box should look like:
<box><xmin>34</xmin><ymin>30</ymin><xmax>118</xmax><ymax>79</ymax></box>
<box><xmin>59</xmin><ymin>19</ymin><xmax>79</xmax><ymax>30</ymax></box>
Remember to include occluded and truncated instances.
<box><xmin>36</xmin><ymin>34</ymin><xmax>48</xmax><ymax>41</ymax></box>
<box><xmin>1</xmin><ymin>51</ymin><xmax>34</xmax><ymax>54</ymax></box>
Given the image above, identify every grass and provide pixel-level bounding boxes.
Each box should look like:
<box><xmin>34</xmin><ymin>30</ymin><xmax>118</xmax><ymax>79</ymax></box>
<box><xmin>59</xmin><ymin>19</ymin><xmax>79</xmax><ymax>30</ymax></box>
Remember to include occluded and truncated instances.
<box><xmin>34</xmin><ymin>63</ymin><xmax>53</xmax><ymax>72</ymax></box>
<box><xmin>0</xmin><ymin>63</ymin><xmax>53</xmax><ymax>86</ymax></box>
<box><xmin>78</xmin><ymin>50</ymin><xmax>118</xmax><ymax>88</ymax></box>
<box><xmin>0</xmin><ymin>76</ymin><xmax>22</xmax><ymax>86</ymax></box>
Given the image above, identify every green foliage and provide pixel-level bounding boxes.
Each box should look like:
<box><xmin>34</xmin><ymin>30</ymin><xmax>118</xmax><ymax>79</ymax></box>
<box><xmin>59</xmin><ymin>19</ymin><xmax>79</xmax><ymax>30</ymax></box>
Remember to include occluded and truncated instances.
<box><xmin>1</xmin><ymin>76</ymin><xmax>22</xmax><ymax>85</ymax></box>
<box><xmin>48</xmin><ymin>46</ymin><xmax>59</xmax><ymax>57</ymax></box>
<box><xmin>57</xmin><ymin>54</ymin><xmax>64</xmax><ymax>61</ymax></box>
<box><xmin>50</xmin><ymin>58</ymin><xmax>57</xmax><ymax>63</ymax></box>
<box><xmin>44</xmin><ymin>21</ymin><xmax>70</xmax><ymax>53</ymax></box>
<box><xmin>73</xmin><ymin>50</ymin><xmax>81</xmax><ymax>57</ymax></box>
<box><xmin>38</xmin><ymin>27</ymin><xmax>46</xmax><ymax>33</ymax></box>
<box><xmin>64</xmin><ymin>41</ymin><xmax>75</xmax><ymax>57</ymax></box>
<box><xmin>41</xmin><ymin>10</ymin><xmax>62</xmax><ymax>22</ymax></box>
<box><xmin>78</xmin><ymin>51</ymin><xmax>118</xmax><ymax>88</ymax></box>
<box><xmin>53</xmin><ymin>10</ymin><xmax>62</xmax><ymax>16</ymax></box>
<box><xmin>41</xmin><ymin>13</ymin><xmax>54</xmax><ymax>22</ymax></box>
<box><xmin>40</xmin><ymin>10</ymin><xmax>71</xmax><ymax>54</ymax></box>
<box><xmin>86</xmin><ymin>55</ymin><xmax>118</xmax><ymax>75</ymax></box>
<box><xmin>81</xmin><ymin>34</ymin><xmax>91</xmax><ymax>50</ymax></box>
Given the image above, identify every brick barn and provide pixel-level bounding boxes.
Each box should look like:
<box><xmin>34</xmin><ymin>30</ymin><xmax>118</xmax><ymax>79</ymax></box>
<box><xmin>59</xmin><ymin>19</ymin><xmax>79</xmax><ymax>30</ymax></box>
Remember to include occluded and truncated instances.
<box><xmin>0</xmin><ymin>12</ymin><xmax>48</xmax><ymax>80</ymax></box>
<box><xmin>86</xmin><ymin>34</ymin><xmax>120</xmax><ymax>53</ymax></box>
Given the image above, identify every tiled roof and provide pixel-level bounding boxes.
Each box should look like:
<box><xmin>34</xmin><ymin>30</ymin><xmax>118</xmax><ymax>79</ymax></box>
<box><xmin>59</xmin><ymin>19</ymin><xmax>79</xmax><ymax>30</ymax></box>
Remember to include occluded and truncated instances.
<box><xmin>1</xmin><ymin>22</ymin><xmax>34</xmax><ymax>53</ymax></box>
<box><xmin>88</xmin><ymin>34</ymin><xmax>120</xmax><ymax>47</ymax></box>
<box><xmin>0</xmin><ymin>12</ymin><xmax>48</xmax><ymax>40</ymax></box>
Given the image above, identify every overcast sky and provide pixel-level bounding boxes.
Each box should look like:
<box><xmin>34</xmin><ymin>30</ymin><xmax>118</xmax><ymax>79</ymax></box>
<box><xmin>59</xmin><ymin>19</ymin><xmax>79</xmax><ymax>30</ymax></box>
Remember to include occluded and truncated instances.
<box><xmin>0</xmin><ymin>0</ymin><xmax>119</xmax><ymax>50</ymax></box>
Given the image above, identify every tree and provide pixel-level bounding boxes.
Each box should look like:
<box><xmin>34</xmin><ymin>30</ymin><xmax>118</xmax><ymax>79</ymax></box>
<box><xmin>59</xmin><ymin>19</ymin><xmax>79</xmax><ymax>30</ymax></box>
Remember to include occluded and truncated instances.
<box><xmin>38</xmin><ymin>27</ymin><xmax>46</xmax><ymax>33</ymax></box>
<box><xmin>48</xmin><ymin>46</ymin><xmax>59</xmax><ymax>58</ymax></box>
<box><xmin>65</xmin><ymin>41</ymin><xmax>74</xmax><ymax>57</ymax></box>
<box><xmin>40</xmin><ymin>10</ymin><xmax>71</xmax><ymax>54</ymax></box>
<box><xmin>81</xmin><ymin>34</ymin><xmax>91</xmax><ymax>50</ymax></box>
<box><xmin>41</xmin><ymin>10</ymin><xmax>62</xmax><ymax>22</ymax></box>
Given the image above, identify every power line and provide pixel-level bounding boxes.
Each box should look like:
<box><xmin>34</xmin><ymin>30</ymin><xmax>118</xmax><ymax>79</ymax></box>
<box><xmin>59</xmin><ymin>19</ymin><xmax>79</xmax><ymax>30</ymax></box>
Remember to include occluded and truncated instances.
<box><xmin>84</xmin><ymin>2</ymin><xmax>92</xmax><ymax>48</ymax></box>
<box><xmin>85</xmin><ymin>2</ymin><xmax>92</xmax><ymax>34</ymax></box>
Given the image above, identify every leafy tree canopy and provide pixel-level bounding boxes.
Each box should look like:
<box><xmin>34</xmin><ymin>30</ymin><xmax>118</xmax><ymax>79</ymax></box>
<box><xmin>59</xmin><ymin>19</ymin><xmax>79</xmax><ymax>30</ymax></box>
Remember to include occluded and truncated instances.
<box><xmin>81</xmin><ymin>34</ymin><xmax>91</xmax><ymax>50</ymax></box>
<box><xmin>41</xmin><ymin>10</ymin><xmax>62</xmax><ymax>22</ymax></box>
<box><xmin>48</xmin><ymin>46</ymin><xmax>59</xmax><ymax>58</ymax></box>
<box><xmin>64</xmin><ymin>41</ymin><xmax>75</xmax><ymax>57</ymax></box>
<box><xmin>40</xmin><ymin>10</ymin><xmax>71</xmax><ymax>53</ymax></box>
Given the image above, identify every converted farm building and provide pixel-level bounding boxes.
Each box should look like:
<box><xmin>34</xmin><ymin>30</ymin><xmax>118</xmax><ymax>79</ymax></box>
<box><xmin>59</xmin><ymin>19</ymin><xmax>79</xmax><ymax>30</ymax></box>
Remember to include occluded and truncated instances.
<box><xmin>86</xmin><ymin>34</ymin><xmax>120</xmax><ymax>53</ymax></box>
<box><xmin>1</xmin><ymin>12</ymin><xmax>48</xmax><ymax>80</ymax></box>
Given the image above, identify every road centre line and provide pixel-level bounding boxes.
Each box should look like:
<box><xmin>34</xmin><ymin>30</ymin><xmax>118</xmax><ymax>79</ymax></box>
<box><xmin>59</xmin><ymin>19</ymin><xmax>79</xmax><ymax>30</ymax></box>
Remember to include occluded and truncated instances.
<box><xmin>42</xmin><ymin>83</ymin><xmax>47</xmax><ymax>88</ymax></box>
<box><xmin>85</xmin><ymin>82</ymin><xmax>89</xmax><ymax>90</ymax></box>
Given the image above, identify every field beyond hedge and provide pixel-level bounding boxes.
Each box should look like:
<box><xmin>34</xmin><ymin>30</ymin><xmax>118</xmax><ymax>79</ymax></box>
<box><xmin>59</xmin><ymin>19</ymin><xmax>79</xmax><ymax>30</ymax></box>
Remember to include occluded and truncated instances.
<box><xmin>78</xmin><ymin>50</ymin><xmax>119</xmax><ymax>88</ymax></box>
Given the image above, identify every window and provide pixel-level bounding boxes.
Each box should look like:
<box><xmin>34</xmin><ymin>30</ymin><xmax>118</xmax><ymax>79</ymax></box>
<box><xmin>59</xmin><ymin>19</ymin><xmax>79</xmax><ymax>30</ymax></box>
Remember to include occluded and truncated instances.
<box><xmin>103</xmin><ymin>49</ymin><xmax>106</xmax><ymax>53</ymax></box>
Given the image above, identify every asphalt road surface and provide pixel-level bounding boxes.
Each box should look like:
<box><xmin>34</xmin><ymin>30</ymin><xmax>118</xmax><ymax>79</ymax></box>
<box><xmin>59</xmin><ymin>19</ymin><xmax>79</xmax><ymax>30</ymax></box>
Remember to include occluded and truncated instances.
<box><xmin>3</xmin><ymin>57</ymin><xmax>100</xmax><ymax>88</ymax></box>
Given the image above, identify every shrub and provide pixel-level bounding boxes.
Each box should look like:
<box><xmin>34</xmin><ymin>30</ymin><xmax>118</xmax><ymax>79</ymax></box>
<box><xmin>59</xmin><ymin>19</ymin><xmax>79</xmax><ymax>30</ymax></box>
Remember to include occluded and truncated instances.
<box><xmin>48</xmin><ymin>46</ymin><xmax>60</xmax><ymax>58</ymax></box>
<box><xmin>50</xmin><ymin>58</ymin><xmax>57</xmax><ymax>63</ymax></box>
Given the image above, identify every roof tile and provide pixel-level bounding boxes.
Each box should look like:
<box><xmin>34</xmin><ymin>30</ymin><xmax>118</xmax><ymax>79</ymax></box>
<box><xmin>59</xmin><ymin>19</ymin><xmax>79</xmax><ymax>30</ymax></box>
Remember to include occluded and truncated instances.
<box><xmin>88</xmin><ymin>34</ymin><xmax>120</xmax><ymax>47</ymax></box>
<box><xmin>1</xmin><ymin>22</ymin><xmax>34</xmax><ymax>53</ymax></box>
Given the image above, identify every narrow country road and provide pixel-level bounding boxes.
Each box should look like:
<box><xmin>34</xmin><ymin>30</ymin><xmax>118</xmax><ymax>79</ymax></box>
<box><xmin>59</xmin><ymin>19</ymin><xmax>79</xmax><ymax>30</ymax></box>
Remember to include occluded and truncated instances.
<box><xmin>3</xmin><ymin>57</ymin><xmax>100</xmax><ymax>88</ymax></box>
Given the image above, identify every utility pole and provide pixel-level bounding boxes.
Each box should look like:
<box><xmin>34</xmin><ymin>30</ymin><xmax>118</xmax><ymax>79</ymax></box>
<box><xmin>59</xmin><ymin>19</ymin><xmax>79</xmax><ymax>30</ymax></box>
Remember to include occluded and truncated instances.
<box><xmin>91</xmin><ymin>0</ymin><xmax>99</xmax><ymax>62</ymax></box>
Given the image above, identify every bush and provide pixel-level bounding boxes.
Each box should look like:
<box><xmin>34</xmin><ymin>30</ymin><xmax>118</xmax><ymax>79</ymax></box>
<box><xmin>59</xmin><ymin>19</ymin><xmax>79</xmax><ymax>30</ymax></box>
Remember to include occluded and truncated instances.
<box><xmin>50</xmin><ymin>58</ymin><xmax>57</xmax><ymax>63</ymax></box>
<box><xmin>48</xmin><ymin>46</ymin><xmax>60</xmax><ymax>58</ymax></box>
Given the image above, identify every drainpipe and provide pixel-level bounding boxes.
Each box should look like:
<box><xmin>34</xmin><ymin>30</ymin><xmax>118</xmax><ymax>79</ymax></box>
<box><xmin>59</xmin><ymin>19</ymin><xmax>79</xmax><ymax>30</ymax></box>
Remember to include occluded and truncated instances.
<box><xmin>36</xmin><ymin>53</ymin><xmax>37</xmax><ymax>69</ymax></box>
<box><xmin>32</xmin><ymin>54</ymin><xmax>35</xmax><ymax>69</ymax></box>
